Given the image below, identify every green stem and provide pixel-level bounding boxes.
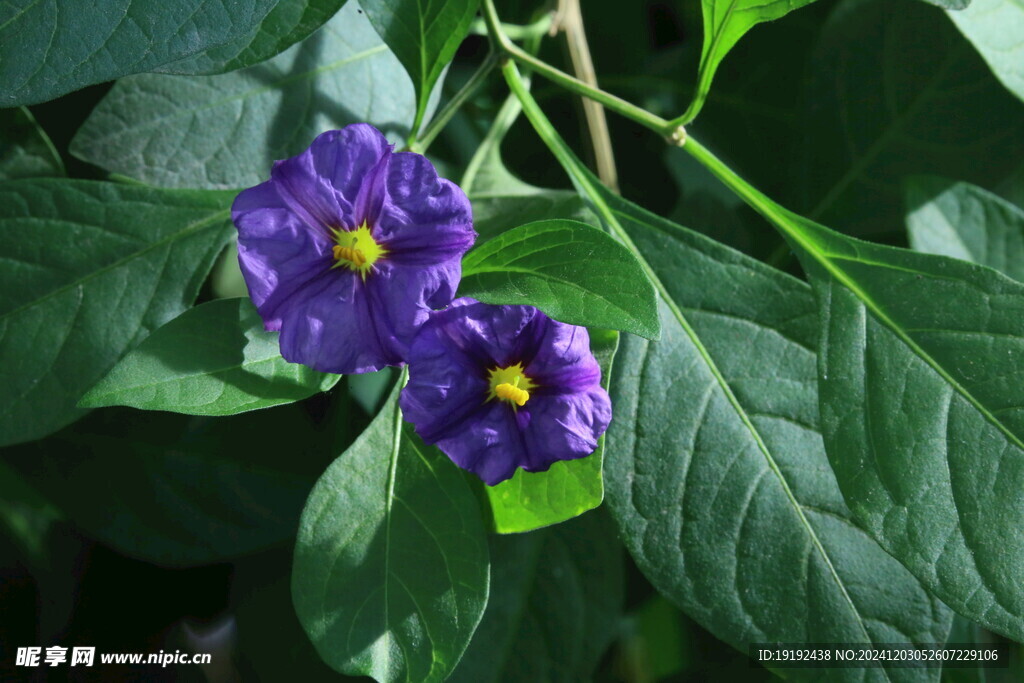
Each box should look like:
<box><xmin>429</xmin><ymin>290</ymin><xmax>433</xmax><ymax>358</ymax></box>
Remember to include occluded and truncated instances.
<box><xmin>500</xmin><ymin>61</ymin><xmax>601</xmax><ymax>199</ymax></box>
<box><xmin>505</xmin><ymin>54</ymin><xmax>809</xmax><ymax>265</ymax></box>
<box><xmin>407</xmin><ymin>99</ymin><xmax>427</xmax><ymax>148</ymax></box>
<box><xmin>407</xmin><ymin>51</ymin><xmax>500</xmax><ymax>155</ymax></box>
<box><xmin>469</xmin><ymin>13</ymin><xmax>554</xmax><ymax>41</ymax></box>
<box><xmin>482</xmin><ymin>0</ymin><xmax>685</xmax><ymax>143</ymax></box>
<box><xmin>460</xmin><ymin>88</ymin><xmax>526</xmax><ymax>193</ymax></box>
<box><xmin>680</xmin><ymin>136</ymin><xmax>802</xmax><ymax>244</ymax></box>
<box><xmin>501</xmin><ymin>60</ymin><xmax>652</xmax><ymax>273</ymax></box>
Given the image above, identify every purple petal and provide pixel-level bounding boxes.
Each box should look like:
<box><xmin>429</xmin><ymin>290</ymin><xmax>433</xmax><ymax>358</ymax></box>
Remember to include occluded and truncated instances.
<box><xmin>379</xmin><ymin>261</ymin><xmax>462</xmax><ymax>344</ymax></box>
<box><xmin>524</xmin><ymin>321</ymin><xmax>602</xmax><ymax>394</ymax></box>
<box><xmin>270</xmin><ymin>125</ymin><xmax>393</xmax><ymax>232</ymax></box>
<box><xmin>400</xmin><ymin>299</ymin><xmax>613</xmax><ymax>485</ymax></box>
<box><xmin>276</xmin><ymin>269</ymin><xmax>405</xmax><ymax>374</ymax></box>
<box><xmin>232</xmin><ymin>180</ymin><xmax>333</xmax><ymax>330</ymax></box>
<box><xmin>374</xmin><ymin>152</ymin><xmax>475</xmax><ymax>265</ymax></box>
<box><xmin>427</xmin><ymin>299</ymin><xmax>540</xmax><ymax>368</ymax></box>
<box><xmin>429</xmin><ymin>402</ymin><xmax>529</xmax><ymax>486</ymax></box>
<box><xmin>519</xmin><ymin>388</ymin><xmax>612</xmax><ymax>471</ymax></box>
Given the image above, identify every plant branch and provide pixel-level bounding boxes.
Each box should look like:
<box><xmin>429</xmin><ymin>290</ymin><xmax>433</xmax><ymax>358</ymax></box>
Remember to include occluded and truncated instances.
<box><xmin>501</xmin><ymin>56</ymin><xmax>805</xmax><ymax>265</ymax></box>
<box><xmin>482</xmin><ymin>0</ymin><xmax>684</xmax><ymax>144</ymax></box>
<box><xmin>555</xmin><ymin>0</ymin><xmax>619</xmax><ymax>191</ymax></box>
<box><xmin>469</xmin><ymin>13</ymin><xmax>554</xmax><ymax>41</ymax></box>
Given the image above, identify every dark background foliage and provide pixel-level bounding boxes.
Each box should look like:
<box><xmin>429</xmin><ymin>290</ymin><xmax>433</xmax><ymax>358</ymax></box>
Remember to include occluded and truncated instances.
<box><xmin>2</xmin><ymin>0</ymin><xmax>1023</xmax><ymax>680</ymax></box>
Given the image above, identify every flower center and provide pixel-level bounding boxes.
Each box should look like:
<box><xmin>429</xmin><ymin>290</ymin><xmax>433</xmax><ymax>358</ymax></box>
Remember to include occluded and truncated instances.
<box><xmin>487</xmin><ymin>362</ymin><xmax>536</xmax><ymax>407</ymax></box>
<box><xmin>331</xmin><ymin>222</ymin><xmax>386</xmax><ymax>278</ymax></box>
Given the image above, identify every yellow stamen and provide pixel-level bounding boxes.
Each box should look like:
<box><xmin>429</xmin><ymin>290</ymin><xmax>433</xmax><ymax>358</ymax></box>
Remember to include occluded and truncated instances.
<box><xmin>495</xmin><ymin>381</ymin><xmax>530</xmax><ymax>406</ymax></box>
<box><xmin>487</xmin><ymin>364</ymin><xmax>536</xmax><ymax>407</ymax></box>
<box><xmin>330</xmin><ymin>222</ymin><xmax>386</xmax><ymax>279</ymax></box>
<box><xmin>332</xmin><ymin>244</ymin><xmax>366</xmax><ymax>266</ymax></box>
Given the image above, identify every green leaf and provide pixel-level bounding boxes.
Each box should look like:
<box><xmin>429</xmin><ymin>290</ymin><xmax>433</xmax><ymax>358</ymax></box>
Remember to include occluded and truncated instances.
<box><xmin>947</xmin><ymin>0</ymin><xmax>1024</xmax><ymax>104</ymax></box>
<box><xmin>4</xmin><ymin>401</ymin><xmax>342</xmax><ymax>565</ymax></box>
<box><xmin>505</xmin><ymin>63</ymin><xmax>954</xmax><ymax>679</ymax></box>
<box><xmin>292</xmin><ymin>382</ymin><xmax>489</xmax><ymax>682</ymax></box>
<box><xmin>460</xmin><ymin>220</ymin><xmax>660</xmax><ymax>340</ymax></box>
<box><xmin>80</xmin><ymin>298</ymin><xmax>339</xmax><ymax>416</ymax></box>
<box><xmin>360</xmin><ymin>0</ymin><xmax>480</xmax><ymax>136</ymax></box>
<box><xmin>0</xmin><ymin>179</ymin><xmax>234</xmax><ymax>447</ymax></box>
<box><xmin>789</xmin><ymin>209</ymin><xmax>1024</xmax><ymax>642</ymax></box>
<box><xmin>450</xmin><ymin>510</ymin><xmax>623</xmax><ymax>682</ymax></box>
<box><xmin>800</xmin><ymin>0</ymin><xmax>1024</xmax><ymax>238</ymax></box>
<box><xmin>0</xmin><ymin>0</ymin><xmax>278</xmax><ymax>106</ymax></box>
<box><xmin>682</xmin><ymin>0</ymin><xmax>819</xmax><ymax>123</ymax></box>
<box><xmin>0</xmin><ymin>107</ymin><xmax>64</xmax><ymax>180</ymax></box>
<box><xmin>605</xmin><ymin>218</ymin><xmax>952</xmax><ymax>680</ymax></box>
<box><xmin>70</xmin><ymin>2</ymin><xmax>419</xmax><ymax>190</ymax></box>
<box><xmin>482</xmin><ymin>328</ymin><xmax>618</xmax><ymax>534</ymax></box>
<box><xmin>158</xmin><ymin>0</ymin><xmax>347</xmax><ymax>74</ymax></box>
<box><xmin>692</xmin><ymin>134</ymin><xmax>1024</xmax><ymax>642</ymax></box>
<box><xmin>906</xmin><ymin>176</ymin><xmax>1024</xmax><ymax>281</ymax></box>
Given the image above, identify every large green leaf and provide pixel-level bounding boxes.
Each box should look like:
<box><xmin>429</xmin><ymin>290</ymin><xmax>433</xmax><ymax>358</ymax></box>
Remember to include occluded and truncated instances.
<box><xmin>460</xmin><ymin>220</ymin><xmax>659</xmax><ymax>340</ymax></box>
<box><xmin>505</xmin><ymin>61</ymin><xmax>954</xmax><ymax>679</ymax></box>
<box><xmin>360</xmin><ymin>0</ymin><xmax>479</xmax><ymax>136</ymax></box>
<box><xmin>159</xmin><ymin>0</ymin><xmax>347</xmax><ymax>74</ymax></box>
<box><xmin>0</xmin><ymin>179</ymin><xmax>234</xmax><ymax>447</ymax></box>
<box><xmin>450</xmin><ymin>510</ymin><xmax>623</xmax><ymax>682</ymax></box>
<box><xmin>292</xmin><ymin>383</ymin><xmax>489</xmax><ymax>682</ymax></box>
<box><xmin>682</xmin><ymin>0</ymin><xmax>819</xmax><ymax>123</ymax></box>
<box><xmin>482</xmin><ymin>328</ymin><xmax>617</xmax><ymax>534</ymax></box>
<box><xmin>692</xmin><ymin>135</ymin><xmax>1024</xmax><ymax>642</ymax></box>
<box><xmin>799</xmin><ymin>0</ymin><xmax>1024</xmax><ymax>238</ymax></box>
<box><xmin>3</xmin><ymin>400</ymin><xmax>343</xmax><ymax>565</ymax></box>
<box><xmin>795</xmin><ymin>216</ymin><xmax>1024</xmax><ymax>642</ymax></box>
<box><xmin>0</xmin><ymin>107</ymin><xmax>64</xmax><ymax>180</ymax></box>
<box><xmin>71</xmin><ymin>2</ymin><xmax>418</xmax><ymax>190</ymax></box>
<box><xmin>80</xmin><ymin>298</ymin><xmax>339</xmax><ymax>416</ymax></box>
<box><xmin>906</xmin><ymin>177</ymin><xmax>1024</xmax><ymax>282</ymax></box>
<box><xmin>0</xmin><ymin>0</ymin><xmax>278</xmax><ymax>106</ymax></box>
<box><xmin>605</xmin><ymin>225</ymin><xmax>952</xmax><ymax>681</ymax></box>
<box><xmin>947</xmin><ymin>0</ymin><xmax>1024</xmax><ymax>104</ymax></box>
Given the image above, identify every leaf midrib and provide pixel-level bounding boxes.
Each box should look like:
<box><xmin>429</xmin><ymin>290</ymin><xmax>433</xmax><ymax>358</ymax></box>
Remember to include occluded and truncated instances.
<box><xmin>85</xmin><ymin>352</ymin><xmax>302</xmax><ymax>405</ymax></box>
<box><xmin>382</xmin><ymin>388</ymin><xmax>402</xmax><ymax>681</ymax></box>
<box><xmin>0</xmin><ymin>206</ymin><xmax>230</xmax><ymax>323</ymax></box>
<box><xmin>572</xmin><ymin>171</ymin><xmax>879</xmax><ymax>652</ymax></box>
<box><xmin>794</xmin><ymin>224</ymin><xmax>1024</xmax><ymax>458</ymax></box>
<box><xmin>461</xmin><ymin>265</ymin><xmax>642</xmax><ymax>318</ymax></box>
<box><xmin>508</xmin><ymin>70</ymin><xmax>882</xmax><ymax>660</ymax></box>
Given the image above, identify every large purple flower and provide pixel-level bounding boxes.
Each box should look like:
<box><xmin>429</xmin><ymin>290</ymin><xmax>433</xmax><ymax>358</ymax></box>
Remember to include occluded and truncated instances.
<box><xmin>400</xmin><ymin>299</ymin><xmax>612</xmax><ymax>485</ymax></box>
<box><xmin>231</xmin><ymin>124</ymin><xmax>475</xmax><ymax>373</ymax></box>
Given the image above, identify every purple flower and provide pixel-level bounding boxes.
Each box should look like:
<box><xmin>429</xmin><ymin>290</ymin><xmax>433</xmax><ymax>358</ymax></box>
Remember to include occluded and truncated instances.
<box><xmin>231</xmin><ymin>124</ymin><xmax>475</xmax><ymax>374</ymax></box>
<box><xmin>400</xmin><ymin>299</ymin><xmax>612</xmax><ymax>485</ymax></box>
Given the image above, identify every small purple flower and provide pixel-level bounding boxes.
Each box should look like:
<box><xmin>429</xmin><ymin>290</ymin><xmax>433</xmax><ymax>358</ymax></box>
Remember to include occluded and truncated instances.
<box><xmin>231</xmin><ymin>124</ymin><xmax>475</xmax><ymax>374</ymax></box>
<box><xmin>400</xmin><ymin>299</ymin><xmax>612</xmax><ymax>485</ymax></box>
